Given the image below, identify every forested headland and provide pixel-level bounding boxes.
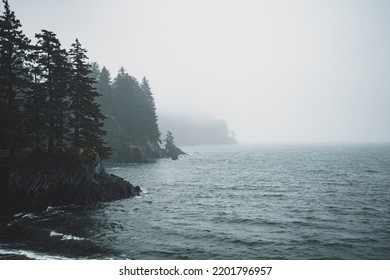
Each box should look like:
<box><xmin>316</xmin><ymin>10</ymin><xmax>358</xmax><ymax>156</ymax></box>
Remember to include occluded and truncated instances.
<box><xmin>0</xmin><ymin>0</ymin><xmax>182</xmax><ymax>163</ymax></box>
<box><xmin>159</xmin><ymin>114</ymin><xmax>237</xmax><ymax>146</ymax></box>
<box><xmin>0</xmin><ymin>0</ymin><xmax>162</xmax><ymax>214</ymax></box>
<box><xmin>91</xmin><ymin>65</ymin><xmax>166</xmax><ymax>162</ymax></box>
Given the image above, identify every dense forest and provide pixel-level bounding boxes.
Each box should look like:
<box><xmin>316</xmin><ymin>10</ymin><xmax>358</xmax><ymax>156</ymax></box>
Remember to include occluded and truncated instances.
<box><xmin>90</xmin><ymin>64</ymin><xmax>164</xmax><ymax>161</ymax></box>
<box><xmin>0</xmin><ymin>0</ymin><xmax>173</xmax><ymax>162</ymax></box>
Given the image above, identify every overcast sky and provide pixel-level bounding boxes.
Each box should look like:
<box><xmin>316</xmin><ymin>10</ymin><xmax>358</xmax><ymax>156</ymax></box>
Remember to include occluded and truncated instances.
<box><xmin>10</xmin><ymin>0</ymin><xmax>390</xmax><ymax>143</ymax></box>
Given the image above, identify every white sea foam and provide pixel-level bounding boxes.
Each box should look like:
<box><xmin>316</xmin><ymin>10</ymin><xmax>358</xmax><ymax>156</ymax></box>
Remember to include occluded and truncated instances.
<box><xmin>49</xmin><ymin>231</ymin><xmax>85</xmax><ymax>241</ymax></box>
<box><xmin>0</xmin><ymin>248</ymin><xmax>70</xmax><ymax>260</ymax></box>
<box><xmin>13</xmin><ymin>212</ymin><xmax>36</xmax><ymax>219</ymax></box>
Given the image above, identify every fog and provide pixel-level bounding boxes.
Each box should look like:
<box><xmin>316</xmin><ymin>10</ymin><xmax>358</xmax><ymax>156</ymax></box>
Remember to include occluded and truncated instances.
<box><xmin>12</xmin><ymin>0</ymin><xmax>390</xmax><ymax>143</ymax></box>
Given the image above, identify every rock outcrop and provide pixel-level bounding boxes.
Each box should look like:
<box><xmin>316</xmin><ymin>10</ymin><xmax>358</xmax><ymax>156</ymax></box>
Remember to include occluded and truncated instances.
<box><xmin>163</xmin><ymin>142</ymin><xmax>186</xmax><ymax>160</ymax></box>
<box><xmin>112</xmin><ymin>144</ymin><xmax>146</xmax><ymax>163</ymax></box>
<box><xmin>107</xmin><ymin>142</ymin><xmax>186</xmax><ymax>162</ymax></box>
<box><xmin>0</xmin><ymin>155</ymin><xmax>141</xmax><ymax>217</ymax></box>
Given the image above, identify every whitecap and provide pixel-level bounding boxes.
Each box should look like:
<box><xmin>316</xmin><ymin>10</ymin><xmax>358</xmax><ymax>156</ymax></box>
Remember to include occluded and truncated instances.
<box><xmin>49</xmin><ymin>231</ymin><xmax>85</xmax><ymax>241</ymax></box>
<box><xmin>140</xmin><ymin>188</ymin><xmax>148</xmax><ymax>194</ymax></box>
<box><xmin>20</xmin><ymin>213</ymin><xmax>37</xmax><ymax>219</ymax></box>
<box><xmin>13</xmin><ymin>212</ymin><xmax>37</xmax><ymax>219</ymax></box>
<box><xmin>0</xmin><ymin>248</ymin><xmax>70</xmax><ymax>260</ymax></box>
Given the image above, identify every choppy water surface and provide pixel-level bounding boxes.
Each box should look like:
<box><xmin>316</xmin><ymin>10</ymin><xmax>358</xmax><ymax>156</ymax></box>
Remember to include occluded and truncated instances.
<box><xmin>1</xmin><ymin>144</ymin><xmax>390</xmax><ymax>259</ymax></box>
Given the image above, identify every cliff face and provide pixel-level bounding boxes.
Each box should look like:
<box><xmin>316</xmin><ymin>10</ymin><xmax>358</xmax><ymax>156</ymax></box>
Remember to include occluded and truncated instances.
<box><xmin>110</xmin><ymin>144</ymin><xmax>147</xmax><ymax>163</ymax></box>
<box><xmin>0</xmin><ymin>156</ymin><xmax>141</xmax><ymax>217</ymax></box>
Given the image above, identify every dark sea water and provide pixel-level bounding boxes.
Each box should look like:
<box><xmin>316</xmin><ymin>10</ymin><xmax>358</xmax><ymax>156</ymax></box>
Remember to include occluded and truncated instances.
<box><xmin>1</xmin><ymin>144</ymin><xmax>390</xmax><ymax>260</ymax></box>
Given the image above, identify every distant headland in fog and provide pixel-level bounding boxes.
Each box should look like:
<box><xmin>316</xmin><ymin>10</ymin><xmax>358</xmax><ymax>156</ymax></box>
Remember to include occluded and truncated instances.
<box><xmin>159</xmin><ymin>113</ymin><xmax>237</xmax><ymax>146</ymax></box>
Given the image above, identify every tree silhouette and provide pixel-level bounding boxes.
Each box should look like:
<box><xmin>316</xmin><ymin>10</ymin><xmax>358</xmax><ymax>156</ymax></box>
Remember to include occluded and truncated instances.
<box><xmin>0</xmin><ymin>0</ymin><xmax>31</xmax><ymax>157</ymax></box>
<box><xmin>34</xmin><ymin>30</ymin><xmax>70</xmax><ymax>154</ymax></box>
<box><xmin>68</xmin><ymin>39</ymin><xmax>110</xmax><ymax>159</ymax></box>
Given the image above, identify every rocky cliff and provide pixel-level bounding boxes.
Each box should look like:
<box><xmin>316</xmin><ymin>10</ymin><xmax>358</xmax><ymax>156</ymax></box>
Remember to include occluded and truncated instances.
<box><xmin>0</xmin><ymin>155</ymin><xmax>141</xmax><ymax>217</ymax></box>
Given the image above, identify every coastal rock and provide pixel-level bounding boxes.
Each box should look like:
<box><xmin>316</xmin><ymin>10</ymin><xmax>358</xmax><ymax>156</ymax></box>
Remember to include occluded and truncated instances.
<box><xmin>0</xmin><ymin>155</ymin><xmax>141</xmax><ymax>217</ymax></box>
<box><xmin>164</xmin><ymin>143</ymin><xmax>186</xmax><ymax>160</ymax></box>
<box><xmin>112</xmin><ymin>144</ymin><xmax>146</xmax><ymax>163</ymax></box>
<box><xmin>109</xmin><ymin>142</ymin><xmax>186</xmax><ymax>162</ymax></box>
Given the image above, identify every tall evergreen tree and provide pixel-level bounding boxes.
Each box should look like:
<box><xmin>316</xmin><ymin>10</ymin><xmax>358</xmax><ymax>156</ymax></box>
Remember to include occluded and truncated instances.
<box><xmin>0</xmin><ymin>0</ymin><xmax>31</xmax><ymax>157</ymax></box>
<box><xmin>96</xmin><ymin>65</ymin><xmax>113</xmax><ymax>115</ymax></box>
<box><xmin>68</xmin><ymin>39</ymin><xmax>110</xmax><ymax>159</ymax></box>
<box><xmin>89</xmin><ymin>62</ymin><xmax>100</xmax><ymax>81</ymax></box>
<box><xmin>24</xmin><ymin>46</ymin><xmax>46</xmax><ymax>152</ymax></box>
<box><xmin>112</xmin><ymin>67</ymin><xmax>140</xmax><ymax>144</ymax></box>
<box><xmin>35</xmin><ymin>30</ymin><xmax>70</xmax><ymax>154</ymax></box>
<box><xmin>140</xmin><ymin>77</ymin><xmax>161</xmax><ymax>144</ymax></box>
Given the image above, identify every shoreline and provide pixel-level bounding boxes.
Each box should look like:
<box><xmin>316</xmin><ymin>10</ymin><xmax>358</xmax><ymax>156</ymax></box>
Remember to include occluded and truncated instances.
<box><xmin>0</xmin><ymin>155</ymin><xmax>142</xmax><ymax>217</ymax></box>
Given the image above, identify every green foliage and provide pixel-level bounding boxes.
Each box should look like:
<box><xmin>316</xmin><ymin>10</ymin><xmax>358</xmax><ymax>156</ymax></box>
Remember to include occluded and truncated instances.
<box><xmin>0</xmin><ymin>1</ymin><xmax>110</xmax><ymax>160</ymax></box>
<box><xmin>0</xmin><ymin>0</ymin><xmax>164</xmax><ymax>162</ymax></box>
<box><xmin>141</xmin><ymin>77</ymin><xmax>161</xmax><ymax>144</ymax></box>
<box><xmin>34</xmin><ymin>30</ymin><xmax>71</xmax><ymax>154</ymax></box>
<box><xmin>0</xmin><ymin>0</ymin><xmax>31</xmax><ymax>156</ymax></box>
<box><xmin>94</xmin><ymin>65</ymin><xmax>162</xmax><ymax>159</ymax></box>
<box><xmin>68</xmin><ymin>39</ymin><xmax>111</xmax><ymax>159</ymax></box>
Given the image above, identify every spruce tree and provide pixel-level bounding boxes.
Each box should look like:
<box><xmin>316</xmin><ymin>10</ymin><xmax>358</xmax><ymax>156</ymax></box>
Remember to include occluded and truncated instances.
<box><xmin>140</xmin><ymin>77</ymin><xmax>161</xmax><ymax>144</ymax></box>
<box><xmin>96</xmin><ymin>66</ymin><xmax>113</xmax><ymax>115</ymax></box>
<box><xmin>89</xmin><ymin>62</ymin><xmax>100</xmax><ymax>81</ymax></box>
<box><xmin>112</xmin><ymin>67</ymin><xmax>140</xmax><ymax>144</ymax></box>
<box><xmin>35</xmin><ymin>30</ymin><xmax>70</xmax><ymax>154</ymax></box>
<box><xmin>24</xmin><ymin>46</ymin><xmax>46</xmax><ymax>152</ymax></box>
<box><xmin>68</xmin><ymin>39</ymin><xmax>110</xmax><ymax>159</ymax></box>
<box><xmin>165</xmin><ymin>130</ymin><xmax>174</xmax><ymax>147</ymax></box>
<box><xmin>0</xmin><ymin>0</ymin><xmax>31</xmax><ymax>157</ymax></box>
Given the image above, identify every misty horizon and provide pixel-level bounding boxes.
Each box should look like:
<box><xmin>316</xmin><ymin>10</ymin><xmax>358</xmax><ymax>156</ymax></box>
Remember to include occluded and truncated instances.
<box><xmin>10</xmin><ymin>0</ymin><xmax>390</xmax><ymax>144</ymax></box>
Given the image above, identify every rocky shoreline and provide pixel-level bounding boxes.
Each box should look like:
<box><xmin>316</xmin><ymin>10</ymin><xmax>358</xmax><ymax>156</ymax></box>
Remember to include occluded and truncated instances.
<box><xmin>0</xmin><ymin>155</ymin><xmax>142</xmax><ymax>217</ymax></box>
<box><xmin>108</xmin><ymin>143</ymin><xmax>186</xmax><ymax>163</ymax></box>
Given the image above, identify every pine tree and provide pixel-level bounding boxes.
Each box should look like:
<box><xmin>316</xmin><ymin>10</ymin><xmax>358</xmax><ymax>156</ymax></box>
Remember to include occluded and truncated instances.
<box><xmin>164</xmin><ymin>130</ymin><xmax>175</xmax><ymax>149</ymax></box>
<box><xmin>140</xmin><ymin>76</ymin><xmax>161</xmax><ymax>144</ymax></box>
<box><xmin>0</xmin><ymin>0</ymin><xmax>31</xmax><ymax>157</ymax></box>
<box><xmin>96</xmin><ymin>66</ymin><xmax>113</xmax><ymax>115</ymax></box>
<box><xmin>35</xmin><ymin>30</ymin><xmax>70</xmax><ymax>154</ymax></box>
<box><xmin>112</xmin><ymin>67</ymin><xmax>140</xmax><ymax>144</ymax></box>
<box><xmin>89</xmin><ymin>62</ymin><xmax>100</xmax><ymax>81</ymax></box>
<box><xmin>68</xmin><ymin>39</ymin><xmax>110</xmax><ymax>159</ymax></box>
<box><xmin>24</xmin><ymin>45</ymin><xmax>46</xmax><ymax>152</ymax></box>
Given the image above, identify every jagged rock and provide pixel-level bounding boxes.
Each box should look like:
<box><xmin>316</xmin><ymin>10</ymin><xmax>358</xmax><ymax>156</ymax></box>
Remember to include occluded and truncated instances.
<box><xmin>164</xmin><ymin>143</ymin><xmax>186</xmax><ymax>160</ymax></box>
<box><xmin>0</xmin><ymin>155</ymin><xmax>141</xmax><ymax>217</ymax></box>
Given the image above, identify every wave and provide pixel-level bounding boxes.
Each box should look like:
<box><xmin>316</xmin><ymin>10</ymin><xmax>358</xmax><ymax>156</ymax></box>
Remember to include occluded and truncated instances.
<box><xmin>49</xmin><ymin>231</ymin><xmax>85</xmax><ymax>241</ymax></box>
<box><xmin>13</xmin><ymin>212</ymin><xmax>38</xmax><ymax>220</ymax></box>
<box><xmin>364</xmin><ymin>169</ymin><xmax>379</xmax><ymax>173</ymax></box>
<box><xmin>0</xmin><ymin>248</ymin><xmax>70</xmax><ymax>260</ymax></box>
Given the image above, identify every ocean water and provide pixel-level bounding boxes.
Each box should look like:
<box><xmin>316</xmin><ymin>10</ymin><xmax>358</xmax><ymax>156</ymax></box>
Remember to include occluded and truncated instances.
<box><xmin>1</xmin><ymin>144</ymin><xmax>390</xmax><ymax>259</ymax></box>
